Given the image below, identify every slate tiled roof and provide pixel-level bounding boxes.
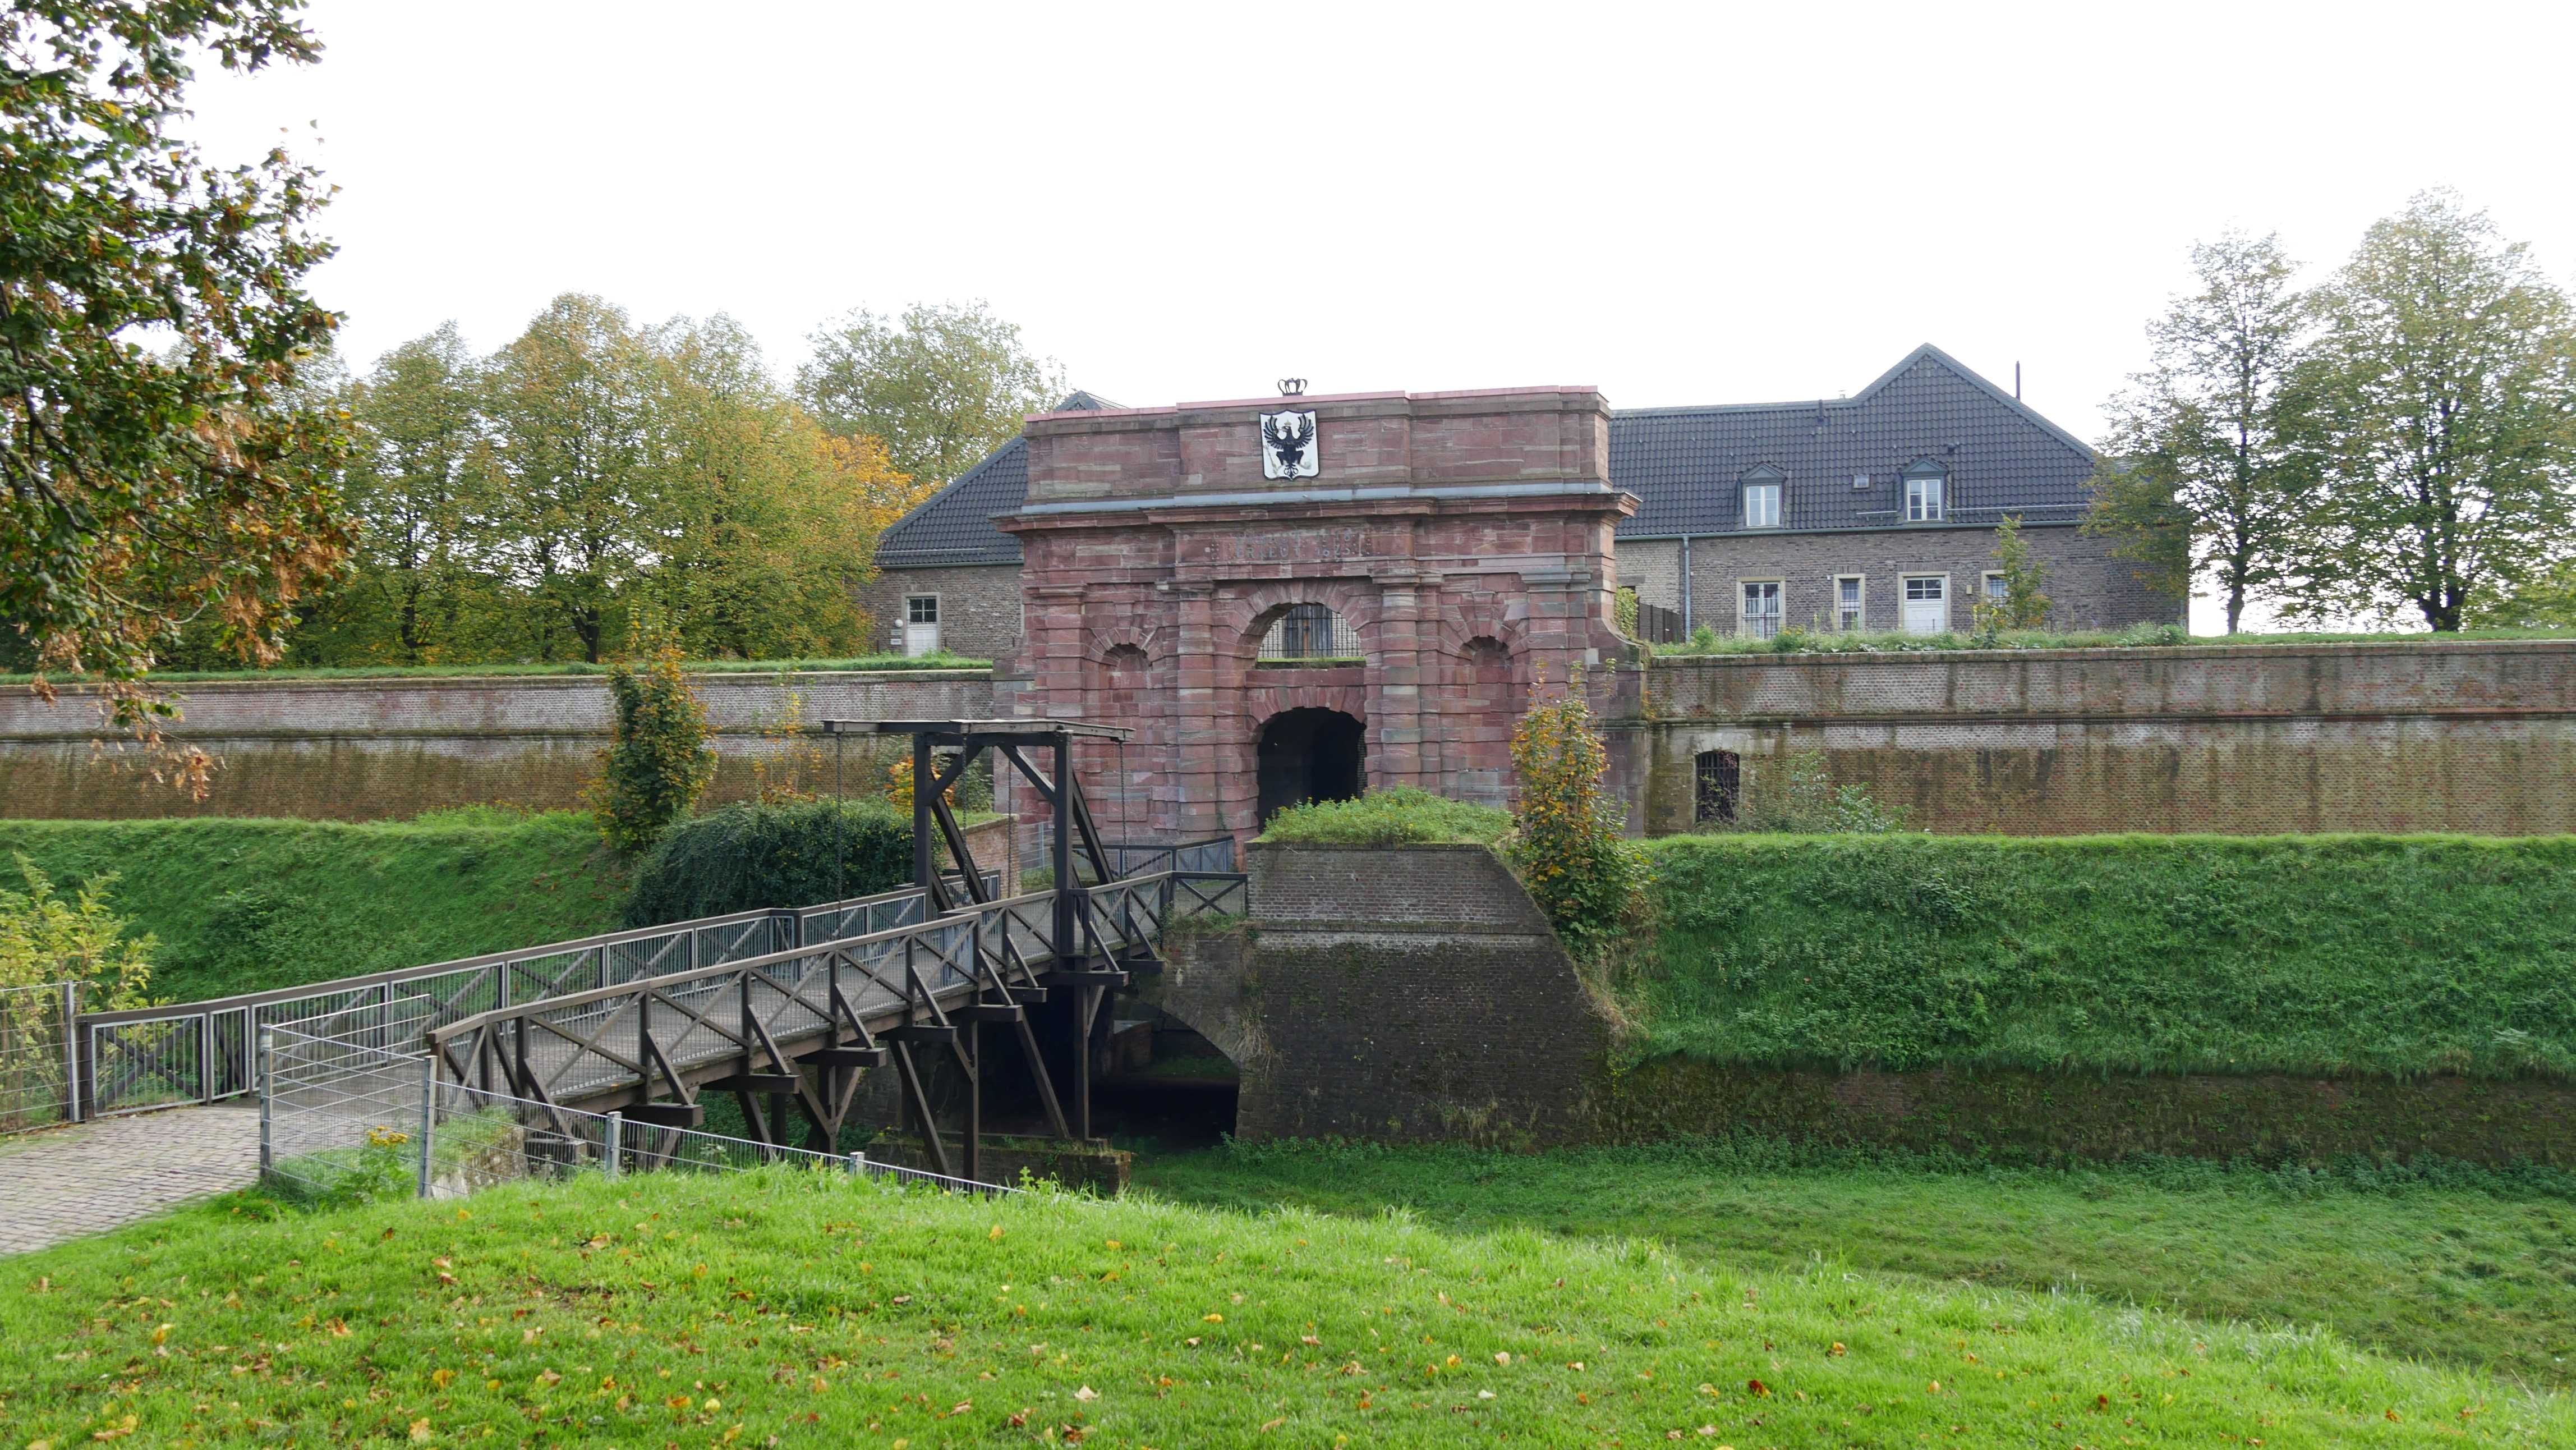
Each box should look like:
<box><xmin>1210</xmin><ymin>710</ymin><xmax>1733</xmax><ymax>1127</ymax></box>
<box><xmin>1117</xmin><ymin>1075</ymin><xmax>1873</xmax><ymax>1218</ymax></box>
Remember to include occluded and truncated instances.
<box><xmin>871</xmin><ymin>392</ymin><xmax>1120</xmax><ymax>569</ymax></box>
<box><xmin>872</xmin><ymin>347</ymin><xmax>2099</xmax><ymax>568</ymax></box>
<box><xmin>1613</xmin><ymin>345</ymin><xmax>2097</xmax><ymax>538</ymax></box>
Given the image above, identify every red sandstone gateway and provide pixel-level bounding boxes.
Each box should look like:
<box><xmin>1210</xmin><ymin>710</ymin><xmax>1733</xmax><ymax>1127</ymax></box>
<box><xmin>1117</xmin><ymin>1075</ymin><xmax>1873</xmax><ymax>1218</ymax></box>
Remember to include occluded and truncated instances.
<box><xmin>991</xmin><ymin>386</ymin><xmax>1636</xmax><ymax>843</ymax></box>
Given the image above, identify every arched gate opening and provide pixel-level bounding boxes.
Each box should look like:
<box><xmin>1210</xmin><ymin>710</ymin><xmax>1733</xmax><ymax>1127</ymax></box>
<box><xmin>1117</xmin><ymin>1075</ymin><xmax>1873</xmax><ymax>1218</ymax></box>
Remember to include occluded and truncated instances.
<box><xmin>1257</xmin><ymin>707</ymin><xmax>1364</xmax><ymax>824</ymax></box>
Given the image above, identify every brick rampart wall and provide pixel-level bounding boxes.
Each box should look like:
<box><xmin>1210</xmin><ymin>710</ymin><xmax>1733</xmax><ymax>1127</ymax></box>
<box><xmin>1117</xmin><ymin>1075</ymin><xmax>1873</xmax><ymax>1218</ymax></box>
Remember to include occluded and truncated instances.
<box><xmin>1620</xmin><ymin>639</ymin><xmax>2576</xmax><ymax>835</ymax></box>
<box><xmin>1152</xmin><ymin>843</ymin><xmax>1610</xmax><ymax>1145</ymax></box>
<box><xmin>855</xmin><ymin>564</ymin><xmax>1024</xmax><ymax>660</ymax></box>
<box><xmin>0</xmin><ymin>669</ymin><xmax>995</xmax><ymax>820</ymax></box>
<box><xmin>1619</xmin><ymin>521</ymin><xmax>2177</xmax><ymax>634</ymax></box>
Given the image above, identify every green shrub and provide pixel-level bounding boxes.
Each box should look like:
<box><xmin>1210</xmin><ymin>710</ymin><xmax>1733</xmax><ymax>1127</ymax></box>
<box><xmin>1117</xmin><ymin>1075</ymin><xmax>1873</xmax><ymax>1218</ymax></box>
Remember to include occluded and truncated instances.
<box><xmin>622</xmin><ymin>799</ymin><xmax>912</xmax><ymax>928</ymax></box>
<box><xmin>1637</xmin><ymin>833</ymin><xmax>2576</xmax><ymax>1077</ymax></box>
<box><xmin>0</xmin><ymin>854</ymin><xmax>153</xmax><ymax>1006</ymax></box>
<box><xmin>1258</xmin><ymin>787</ymin><xmax>1510</xmax><ymax>846</ymax></box>
<box><xmin>587</xmin><ymin>632</ymin><xmax>716</xmax><ymax>854</ymax></box>
<box><xmin>1510</xmin><ymin>681</ymin><xmax>1644</xmax><ymax>952</ymax></box>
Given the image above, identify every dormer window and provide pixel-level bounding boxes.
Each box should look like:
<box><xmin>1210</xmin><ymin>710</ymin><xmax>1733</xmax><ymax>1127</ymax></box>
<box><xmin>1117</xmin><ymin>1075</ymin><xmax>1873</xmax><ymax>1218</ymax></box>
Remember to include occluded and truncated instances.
<box><xmin>1903</xmin><ymin>460</ymin><xmax>1947</xmax><ymax>522</ymax></box>
<box><xmin>1740</xmin><ymin>466</ymin><xmax>1783</xmax><ymax>529</ymax></box>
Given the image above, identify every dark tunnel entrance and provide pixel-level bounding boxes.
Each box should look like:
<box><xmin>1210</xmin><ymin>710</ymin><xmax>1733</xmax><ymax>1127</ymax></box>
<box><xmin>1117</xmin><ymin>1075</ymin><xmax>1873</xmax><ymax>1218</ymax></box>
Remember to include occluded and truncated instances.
<box><xmin>1256</xmin><ymin>707</ymin><xmax>1365</xmax><ymax>825</ymax></box>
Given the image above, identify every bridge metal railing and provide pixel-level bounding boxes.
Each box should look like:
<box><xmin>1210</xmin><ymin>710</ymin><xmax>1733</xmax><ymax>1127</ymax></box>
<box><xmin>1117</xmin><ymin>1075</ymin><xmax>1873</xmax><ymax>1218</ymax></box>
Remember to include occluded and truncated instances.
<box><xmin>1021</xmin><ymin>832</ymin><xmax>1238</xmax><ymax>883</ymax></box>
<box><xmin>427</xmin><ymin>869</ymin><xmax>1248</xmax><ymax>1115</ymax></box>
<box><xmin>72</xmin><ymin>877</ymin><xmax>991</xmax><ymax>1122</ymax></box>
<box><xmin>258</xmin><ymin>1025</ymin><xmax>1015</xmax><ymax>1201</ymax></box>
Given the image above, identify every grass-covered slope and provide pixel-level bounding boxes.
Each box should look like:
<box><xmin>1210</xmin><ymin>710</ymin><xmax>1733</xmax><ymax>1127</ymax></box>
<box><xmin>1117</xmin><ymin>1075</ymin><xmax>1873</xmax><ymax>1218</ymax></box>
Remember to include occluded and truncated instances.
<box><xmin>0</xmin><ymin>810</ymin><xmax>629</xmax><ymax>1002</ymax></box>
<box><xmin>1258</xmin><ymin>787</ymin><xmax>1512</xmax><ymax>846</ymax></box>
<box><xmin>1639</xmin><ymin>834</ymin><xmax>2576</xmax><ymax>1078</ymax></box>
<box><xmin>1</xmin><ymin>1171</ymin><xmax>2564</xmax><ymax>1447</ymax></box>
<box><xmin>1140</xmin><ymin>1137</ymin><xmax>2576</xmax><ymax>1391</ymax></box>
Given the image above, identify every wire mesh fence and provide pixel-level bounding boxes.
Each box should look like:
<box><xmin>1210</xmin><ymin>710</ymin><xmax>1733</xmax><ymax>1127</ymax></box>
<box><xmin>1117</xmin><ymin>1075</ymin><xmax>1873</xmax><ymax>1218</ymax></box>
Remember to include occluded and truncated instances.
<box><xmin>0</xmin><ymin>981</ymin><xmax>82</xmax><ymax>1134</ymax></box>
<box><xmin>259</xmin><ymin>1027</ymin><xmax>1015</xmax><ymax>1205</ymax></box>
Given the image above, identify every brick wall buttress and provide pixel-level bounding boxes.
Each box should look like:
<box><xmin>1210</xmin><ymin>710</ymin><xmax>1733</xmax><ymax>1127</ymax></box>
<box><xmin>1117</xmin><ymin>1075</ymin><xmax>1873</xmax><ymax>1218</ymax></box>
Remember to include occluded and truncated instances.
<box><xmin>1154</xmin><ymin>843</ymin><xmax>1612</xmax><ymax>1145</ymax></box>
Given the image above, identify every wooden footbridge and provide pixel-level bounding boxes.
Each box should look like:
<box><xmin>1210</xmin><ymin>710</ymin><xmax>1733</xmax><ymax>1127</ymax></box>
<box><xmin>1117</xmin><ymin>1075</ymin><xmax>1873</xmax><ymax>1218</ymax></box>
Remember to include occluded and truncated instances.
<box><xmin>69</xmin><ymin>721</ymin><xmax>1245</xmax><ymax>1186</ymax></box>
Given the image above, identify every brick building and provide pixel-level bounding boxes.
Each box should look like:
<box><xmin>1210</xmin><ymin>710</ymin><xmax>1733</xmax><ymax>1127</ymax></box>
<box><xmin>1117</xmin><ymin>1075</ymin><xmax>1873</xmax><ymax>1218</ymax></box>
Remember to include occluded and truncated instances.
<box><xmin>864</xmin><ymin>347</ymin><xmax>2176</xmax><ymax>839</ymax></box>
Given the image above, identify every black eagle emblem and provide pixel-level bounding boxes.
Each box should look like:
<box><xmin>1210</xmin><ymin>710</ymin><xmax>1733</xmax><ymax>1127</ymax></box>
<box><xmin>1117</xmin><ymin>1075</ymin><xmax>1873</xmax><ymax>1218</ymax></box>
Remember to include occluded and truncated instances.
<box><xmin>1262</xmin><ymin>412</ymin><xmax>1314</xmax><ymax>475</ymax></box>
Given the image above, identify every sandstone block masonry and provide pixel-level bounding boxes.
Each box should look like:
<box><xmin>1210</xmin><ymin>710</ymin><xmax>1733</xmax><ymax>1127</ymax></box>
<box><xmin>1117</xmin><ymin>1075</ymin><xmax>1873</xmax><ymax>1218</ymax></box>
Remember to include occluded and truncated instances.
<box><xmin>0</xmin><ymin>669</ymin><xmax>996</xmax><ymax>820</ymax></box>
<box><xmin>1616</xmin><ymin>638</ymin><xmax>2576</xmax><ymax>835</ymax></box>
<box><xmin>1151</xmin><ymin>843</ymin><xmax>1611</xmax><ymax>1145</ymax></box>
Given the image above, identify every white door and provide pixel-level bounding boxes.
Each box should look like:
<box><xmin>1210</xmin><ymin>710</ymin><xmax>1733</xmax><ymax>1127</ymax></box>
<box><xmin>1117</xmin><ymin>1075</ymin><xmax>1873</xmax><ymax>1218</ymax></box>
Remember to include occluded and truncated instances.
<box><xmin>903</xmin><ymin>622</ymin><xmax>941</xmax><ymax>657</ymax></box>
<box><xmin>1901</xmin><ymin>575</ymin><xmax>1947</xmax><ymax>635</ymax></box>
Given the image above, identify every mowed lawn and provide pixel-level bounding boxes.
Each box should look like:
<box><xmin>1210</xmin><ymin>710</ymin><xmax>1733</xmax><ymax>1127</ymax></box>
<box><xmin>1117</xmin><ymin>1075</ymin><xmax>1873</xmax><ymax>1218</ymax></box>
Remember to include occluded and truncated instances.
<box><xmin>1136</xmin><ymin>1139</ymin><xmax>2576</xmax><ymax>1393</ymax></box>
<box><xmin>2</xmin><ymin>1169</ymin><xmax>2567</xmax><ymax>1448</ymax></box>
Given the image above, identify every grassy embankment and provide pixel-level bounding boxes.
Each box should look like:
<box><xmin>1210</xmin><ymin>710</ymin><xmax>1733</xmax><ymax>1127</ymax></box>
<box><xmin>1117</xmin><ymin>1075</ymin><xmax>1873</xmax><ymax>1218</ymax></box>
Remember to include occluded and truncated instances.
<box><xmin>0</xmin><ymin>810</ymin><xmax>629</xmax><ymax>1002</ymax></box>
<box><xmin>1</xmin><ymin>1168</ymin><xmax>2565</xmax><ymax>1447</ymax></box>
<box><xmin>1140</xmin><ymin>1139</ymin><xmax>2576</xmax><ymax>1393</ymax></box>
<box><xmin>1634</xmin><ymin>833</ymin><xmax>2576</xmax><ymax>1079</ymax></box>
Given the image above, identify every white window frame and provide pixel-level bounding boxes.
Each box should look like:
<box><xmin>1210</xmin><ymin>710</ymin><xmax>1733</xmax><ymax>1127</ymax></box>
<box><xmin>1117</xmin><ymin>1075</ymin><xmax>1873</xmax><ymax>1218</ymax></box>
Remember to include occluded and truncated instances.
<box><xmin>1981</xmin><ymin>571</ymin><xmax>2009</xmax><ymax>604</ymax></box>
<box><xmin>1738</xmin><ymin>578</ymin><xmax>1785</xmax><ymax>639</ymax></box>
<box><xmin>1905</xmin><ymin>470</ymin><xmax>1946</xmax><ymax>522</ymax></box>
<box><xmin>901</xmin><ymin>593</ymin><xmax>942</xmax><ymax>657</ymax></box>
<box><xmin>1833</xmin><ymin>575</ymin><xmax>1866</xmax><ymax>632</ymax></box>
<box><xmin>1899</xmin><ymin>573</ymin><xmax>1950</xmax><ymax>635</ymax></box>
<box><xmin>1741</xmin><ymin>478</ymin><xmax>1782</xmax><ymax>529</ymax></box>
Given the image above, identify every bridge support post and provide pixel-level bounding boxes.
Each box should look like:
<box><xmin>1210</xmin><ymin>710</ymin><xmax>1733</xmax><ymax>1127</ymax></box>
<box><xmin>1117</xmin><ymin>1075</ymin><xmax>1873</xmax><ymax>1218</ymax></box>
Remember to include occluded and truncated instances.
<box><xmin>414</xmin><ymin>1054</ymin><xmax>436</xmax><ymax>1200</ymax></box>
<box><xmin>256</xmin><ymin>1028</ymin><xmax>273</xmax><ymax>1177</ymax></box>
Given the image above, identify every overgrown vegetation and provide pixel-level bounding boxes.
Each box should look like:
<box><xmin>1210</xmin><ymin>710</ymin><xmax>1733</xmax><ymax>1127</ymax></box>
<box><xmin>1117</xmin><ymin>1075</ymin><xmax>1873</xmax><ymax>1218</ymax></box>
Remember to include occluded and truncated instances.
<box><xmin>587</xmin><ymin>631</ymin><xmax>715</xmax><ymax>853</ymax></box>
<box><xmin>2</xmin><ymin>1168</ymin><xmax>2563</xmax><ymax>1445</ymax></box>
<box><xmin>1138</xmin><ymin>1136</ymin><xmax>2576</xmax><ymax>1391</ymax></box>
<box><xmin>1704</xmin><ymin>749</ymin><xmax>1906</xmax><ymax>834</ymax></box>
<box><xmin>1257</xmin><ymin>787</ymin><xmax>1511</xmax><ymax>846</ymax></box>
<box><xmin>0</xmin><ymin>855</ymin><xmax>153</xmax><ymax>1005</ymax></box>
<box><xmin>1969</xmin><ymin>513</ymin><xmax>2051</xmax><ymax>633</ymax></box>
<box><xmin>0</xmin><ymin>813</ymin><xmax>627</xmax><ymax>1003</ymax></box>
<box><xmin>620</xmin><ymin>799</ymin><xmax>918</xmax><ymax>928</ymax></box>
<box><xmin>1635</xmin><ymin>833</ymin><xmax>2576</xmax><ymax>1077</ymax></box>
<box><xmin>1658</xmin><ymin>620</ymin><xmax>2576</xmax><ymax>656</ymax></box>
<box><xmin>1510</xmin><ymin>680</ymin><xmax>1645</xmax><ymax>951</ymax></box>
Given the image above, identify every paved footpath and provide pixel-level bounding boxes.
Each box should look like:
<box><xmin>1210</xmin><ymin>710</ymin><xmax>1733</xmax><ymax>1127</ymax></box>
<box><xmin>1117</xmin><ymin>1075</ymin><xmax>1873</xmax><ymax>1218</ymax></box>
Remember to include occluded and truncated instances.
<box><xmin>0</xmin><ymin>1105</ymin><xmax>262</xmax><ymax>1256</ymax></box>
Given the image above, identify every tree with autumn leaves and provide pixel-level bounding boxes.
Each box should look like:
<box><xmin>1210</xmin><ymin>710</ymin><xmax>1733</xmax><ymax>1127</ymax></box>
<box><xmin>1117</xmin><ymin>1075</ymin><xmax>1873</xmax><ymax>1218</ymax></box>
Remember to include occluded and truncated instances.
<box><xmin>287</xmin><ymin>296</ymin><xmax>936</xmax><ymax>667</ymax></box>
<box><xmin>1507</xmin><ymin>673</ymin><xmax>1644</xmax><ymax>952</ymax></box>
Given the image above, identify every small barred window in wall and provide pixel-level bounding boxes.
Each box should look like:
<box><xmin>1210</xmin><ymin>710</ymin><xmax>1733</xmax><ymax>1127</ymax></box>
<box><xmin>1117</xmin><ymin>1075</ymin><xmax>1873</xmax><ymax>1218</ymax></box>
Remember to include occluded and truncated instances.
<box><xmin>1985</xmin><ymin>572</ymin><xmax>2009</xmax><ymax>603</ymax></box>
<box><xmin>1694</xmin><ymin>750</ymin><xmax>1741</xmax><ymax>824</ymax></box>
<box><xmin>902</xmin><ymin>595</ymin><xmax>940</xmax><ymax>657</ymax></box>
<box><xmin>1259</xmin><ymin>603</ymin><xmax>1358</xmax><ymax>660</ymax></box>
<box><xmin>1836</xmin><ymin>576</ymin><xmax>1864</xmax><ymax>632</ymax></box>
<box><xmin>1740</xmin><ymin>581</ymin><xmax>1782</xmax><ymax>639</ymax></box>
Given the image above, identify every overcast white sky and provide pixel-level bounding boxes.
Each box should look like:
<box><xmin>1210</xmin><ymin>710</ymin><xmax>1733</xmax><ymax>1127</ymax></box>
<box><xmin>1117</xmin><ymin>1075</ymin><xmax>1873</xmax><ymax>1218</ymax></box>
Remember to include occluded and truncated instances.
<box><xmin>185</xmin><ymin>0</ymin><xmax>2576</xmax><ymax>631</ymax></box>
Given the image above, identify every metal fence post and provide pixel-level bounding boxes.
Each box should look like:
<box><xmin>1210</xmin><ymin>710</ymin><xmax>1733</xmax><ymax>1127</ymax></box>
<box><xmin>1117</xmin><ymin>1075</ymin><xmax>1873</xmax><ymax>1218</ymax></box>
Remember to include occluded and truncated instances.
<box><xmin>59</xmin><ymin>981</ymin><xmax>81</xmax><ymax>1124</ymax></box>
<box><xmin>603</xmin><ymin>1111</ymin><xmax>622</xmax><ymax>1181</ymax></box>
<box><xmin>415</xmin><ymin>1054</ymin><xmax>436</xmax><ymax>1200</ymax></box>
<box><xmin>846</xmin><ymin>1150</ymin><xmax>865</xmax><ymax>1181</ymax></box>
<box><xmin>256</xmin><ymin>1029</ymin><xmax>274</xmax><ymax>1177</ymax></box>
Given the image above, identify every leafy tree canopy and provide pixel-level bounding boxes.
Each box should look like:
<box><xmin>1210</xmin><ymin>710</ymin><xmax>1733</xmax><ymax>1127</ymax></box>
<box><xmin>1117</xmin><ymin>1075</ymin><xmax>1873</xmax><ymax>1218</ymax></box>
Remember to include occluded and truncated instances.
<box><xmin>2297</xmin><ymin>191</ymin><xmax>2576</xmax><ymax>631</ymax></box>
<box><xmin>2082</xmin><ymin>231</ymin><xmax>2318</xmax><ymax>632</ymax></box>
<box><xmin>1</xmin><ymin>1</ymin><xmax>349</xmax><ymax>722</ymax></box>
<box><xmin>798</xmin><ymin>300</ymin><xmax>1065</xmax><ymax>486</ymax></box>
